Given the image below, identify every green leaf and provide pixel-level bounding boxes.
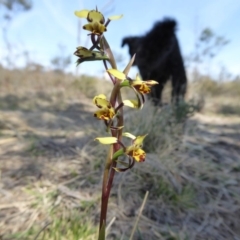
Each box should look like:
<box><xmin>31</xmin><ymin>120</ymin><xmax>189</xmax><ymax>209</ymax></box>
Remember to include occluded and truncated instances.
<box><xmin>98</xmin><ymin>221</ymin><xmax>106</xmax><ymax>240</ymax></box>
<box><xmin>112</xmin><ymin>148</ymin><xmax>124</xmax><ymax>160</ymax></box>
<box><xmin>120</xmin><ymin>79</ymin><xmax>131</xmax><ymax>87</ymax></box>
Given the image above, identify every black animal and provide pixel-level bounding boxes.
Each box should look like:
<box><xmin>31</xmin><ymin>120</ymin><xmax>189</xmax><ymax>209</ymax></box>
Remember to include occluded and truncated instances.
<box><xmin>122</xmin><ymin>18</ymin><xmax>187</xmax><ymax>105</ymax></box>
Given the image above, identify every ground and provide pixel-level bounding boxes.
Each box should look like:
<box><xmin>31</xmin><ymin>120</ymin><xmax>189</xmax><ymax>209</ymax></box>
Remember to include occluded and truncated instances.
<box><xmin>0</xmin><ymin>68</ymin><xmax>240</xmax><ymax>240</ymax></box>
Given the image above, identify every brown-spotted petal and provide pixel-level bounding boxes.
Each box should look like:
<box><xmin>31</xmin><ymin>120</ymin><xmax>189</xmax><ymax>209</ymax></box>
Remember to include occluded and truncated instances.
<box><xmin>126</xmin><ymin>147</ymin><xmax>146</xmax><ymax>162</ymax></box>
<box><xmin>87</xmin><ymin>10</ymin><xmax>105</xmax><ymax>24</ymax></box>
<box><xmin>94</xmin><ymin>108</ymin><xmax>115</xmax><ymax>120</ymax></box>
<box><xmin>83</xmin><ymin>22</ymin><xmax>106</xmax><ymax>35</ymax></box>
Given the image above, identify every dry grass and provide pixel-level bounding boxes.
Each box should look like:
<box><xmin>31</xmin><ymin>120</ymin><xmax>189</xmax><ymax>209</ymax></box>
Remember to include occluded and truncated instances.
<box><xmin>187</xmin><ymin>76</ymin><xmax>240</xmax><ymax>116</ymax></box>
<box><xmin>0</xmin><ymin>67</ymin><xmax>240</xmax><ymax>240</ymax></box>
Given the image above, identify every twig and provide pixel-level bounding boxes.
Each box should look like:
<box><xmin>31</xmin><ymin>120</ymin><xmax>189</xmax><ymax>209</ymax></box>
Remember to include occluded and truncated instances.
<box><xmin>106</xmin><ymin>216</ymin><xmax>116</xmax><ymax>234</ymax></box>
<box><xmin>34</xmin><ymin>222</ymin><xmax>52</xmax><ymax>240</ymax></box>
<box><xmin>129</xmin><ymin>191</ymin><xmax>149</xmax><ymax>240</ymax></box>
<box><xmin>0</xmin><ymin>137</ymin><xmax>17</xmax><ymax>145</ymax></box>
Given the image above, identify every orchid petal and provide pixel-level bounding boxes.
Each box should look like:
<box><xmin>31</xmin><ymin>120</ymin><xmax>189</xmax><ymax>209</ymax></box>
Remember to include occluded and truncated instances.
<box><xmin>74</xmin><ymin>10</ymin><xmax>89</xmax><ymax>18</ymax></box>
<box><xmin>145</xmin><ymin>80</ymin><xmax>159</xmax><ymax>85</ymax></box>
<box><xmin>109</xmin><ymin>14</ymin><xmax>123</xmax><ymax>20</ymax></box>
<box><xmin>135</xmin><ymin>73</ymin><xmax>142</xmax><ymax>81</ymax></box>
<box><xmin>133</xmin><ymin>134</ymin><xmax>148</xmax><ymax>146</ymax></box>
<box><xmin>132</xmin><ymin>82</ymin><xmax>151</xmax><ymax>94</ymax></box>
<box><xmin>132</xmin><ymin>148</ymin><xmax>146</xmax><ymax>162</ymax></box>
<box><xmin>95</xmin><ymin>137</ymin><xmax>118</xmax><ymax>144</ymax></box>
<box><xmin>87</xmin><ymin>10</ymin><xmax>105</xmax><ymax>23</ymax></box>
<box><xmin>122</xmin><ymin>99</ymin><xmax>139</xmax><ymax>108</ymax></box>
<box><xmin>94</xmin><ymin>108</ymin><xmax>115</xmax><ymax>120</ymax></box>
<box><xmin>129</xmin><ymin>85</ymin><xmax>144</xmax><ymax>109</ymax></box>
<box><xmin>107</xmin><ymin>69</ymin><xmax>126</xmax><ymax>80</ymax></box>
<box><xmin>93</xmin><ymin>94</ymin><xmax>111</xmax><ymax>108</ymax></box>
<box><xmin>83</xmin><ymin>22</ymin><xmax>106</xmax><ymax>35</ymax></box>
<box><xmin>123</xmin><ymin>54</ymin><xmax>136</xmax><ymax>75</ymax></box>
<box><xmin>123</xmin><ymin>132</ymin><xmax>136</xmax><ymax>140</ymax></box>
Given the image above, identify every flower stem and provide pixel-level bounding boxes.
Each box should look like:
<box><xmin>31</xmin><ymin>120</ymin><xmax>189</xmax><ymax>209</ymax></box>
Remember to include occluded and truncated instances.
<box><xmin>98</xmin><ymin>35</ymin><xmax>124</xmax><ymax>240</ymax></box>
<box><xmin>98</xmin><ymin>142</ymin><xmax>119</xmax><ymax>239</ymax></box>
<box><xmin>98</xmin><ymin>89</ymin><xmax>124</xmax><ymax>239</ymax></box>
<box><xmin>99</xmin><ymin>145</ymin><xmax>113</xmax><ymax>230</ymax></box>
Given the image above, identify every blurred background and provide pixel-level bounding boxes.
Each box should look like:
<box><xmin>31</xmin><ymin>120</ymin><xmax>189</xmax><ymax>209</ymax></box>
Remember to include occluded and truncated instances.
<box><xmin>0</xmin><ymin>0</ymin><xmax>240</xmax><ymax>78</ymax></box>
<box><xmin>1</xmin><ymin>1</ymin><xmax>240</xmax><ymax>240</ymax></box>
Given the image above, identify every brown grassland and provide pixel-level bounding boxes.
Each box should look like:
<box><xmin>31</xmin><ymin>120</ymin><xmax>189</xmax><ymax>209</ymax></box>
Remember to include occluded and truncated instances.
<box><xmin>0</xmin><ymin>65</ymin><xmax>240</xmax><ymax>240</ymax></box>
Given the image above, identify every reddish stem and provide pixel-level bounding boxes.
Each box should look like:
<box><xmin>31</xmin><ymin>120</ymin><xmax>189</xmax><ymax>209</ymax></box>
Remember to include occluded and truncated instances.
<box><xmin>98</xmin><ymin>36</ymin><xmax>123</xmax><ymax>238</ymax></box>
<box><xmin>99</xmin><ymin>147</ymin><xmax>118</xmax><ymax>231</ymax></box>
<box><xmin>99</xmin><ymin>91</ymin><xmax>123</xmax><ymax>234</ymax></box>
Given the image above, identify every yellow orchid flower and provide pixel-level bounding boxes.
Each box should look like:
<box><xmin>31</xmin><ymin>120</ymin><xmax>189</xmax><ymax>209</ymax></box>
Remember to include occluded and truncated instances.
<box><xmin>75</xmin><ymin>9</ymin><xmax>106</xmax><ymax>35</ymax></box>
<box><xmin>93</xmin><ymin>94</ymin><xmax>116</xmax><ymax>120</ymax></box>
<box><xmin>109</xmin><ymin>69</ymin><xmax>158</xmax><ymax>94</ymax></box>
<box><xmin>123</xmin><ymin>133</ymin><xmax>148</xmax><ymax>162</ymax></box>
<box><xmin>126</xmin><ymin>147</ymin><xmax>146</xmax><ymax>162</ymax></box>
<box><xmin>131</xmin><ymin>74</ymin><xmax>158</xmax><ymax>94</ymax></box>
<box><xmin>94</xmin><ymin>108</ymin><xmax>115</xmax><ymax>120</ymax></box>
<box><xmin>74</xmin><ymin>8</ymin><xmax>123</xmax><ymax>35</ymax></box>
<box><xmin>95</xmin><ymin>132</ymin><xmax>147</xmax><ymax>163</ymax></box>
